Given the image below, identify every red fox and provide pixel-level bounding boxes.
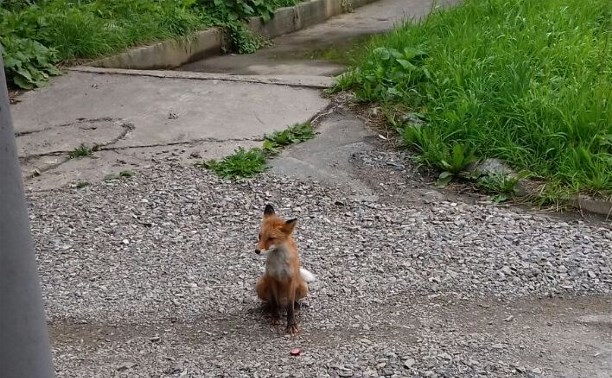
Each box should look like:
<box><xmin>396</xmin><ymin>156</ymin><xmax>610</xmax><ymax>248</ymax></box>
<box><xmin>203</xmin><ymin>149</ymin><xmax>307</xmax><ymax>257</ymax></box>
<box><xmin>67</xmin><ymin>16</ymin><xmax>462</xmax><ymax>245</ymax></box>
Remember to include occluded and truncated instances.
<box><xmin>255</xmin><ymin>204</ymin><xmax>316</xmax><ymax>334</ymax></box>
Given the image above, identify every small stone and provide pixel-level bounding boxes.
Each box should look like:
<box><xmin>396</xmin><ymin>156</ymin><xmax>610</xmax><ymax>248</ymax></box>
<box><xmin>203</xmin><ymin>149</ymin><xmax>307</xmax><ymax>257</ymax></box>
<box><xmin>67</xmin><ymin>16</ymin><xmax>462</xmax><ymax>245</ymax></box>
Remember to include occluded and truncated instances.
<box><xmin>403</xmin><ymin>358</ymin><xmax>415</xmax><ymax>368</ymax></box>
<box><xmin>505</xmin><ymin>315</ymin><xmax>514</xmax><ymax>322</ymax></box>
<box><xmin>290</xmin><ymin>348</ymin><xmax>301</xmax><ymax>356</ymax></box>
<box><xmin>588</xmin><ymin>271</ymin><xmax>597</xmax><ymax>279</ymax></box>
<box><xmin>122</xmin><ymin>239</ymin><xmax>129</xmax><ymax>245</ymax></box>
<box><xmin>116</xmin><ymin>362</ymin><xmax>136</xmax><ymax>371</ymax></box>
<box><xmin>492</xmin><ymin>343</ymin><xmax>505</xmax><ymax>349</ymax></box>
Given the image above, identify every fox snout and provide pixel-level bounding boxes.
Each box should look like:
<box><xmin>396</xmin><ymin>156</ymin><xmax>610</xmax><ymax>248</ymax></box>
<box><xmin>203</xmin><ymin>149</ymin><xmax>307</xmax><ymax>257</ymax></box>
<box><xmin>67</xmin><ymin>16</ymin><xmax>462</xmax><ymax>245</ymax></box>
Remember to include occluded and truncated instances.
<box><xmin>255</xmin><ymin>248</ymin><xmax>261</xmax><ymax>254</ymax></box>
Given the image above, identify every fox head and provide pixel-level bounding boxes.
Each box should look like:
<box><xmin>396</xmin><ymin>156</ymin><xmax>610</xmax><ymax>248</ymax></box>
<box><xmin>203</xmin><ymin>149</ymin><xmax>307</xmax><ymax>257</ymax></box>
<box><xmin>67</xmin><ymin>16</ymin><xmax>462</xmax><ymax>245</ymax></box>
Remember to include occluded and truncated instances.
<box><xmin>255</xmin><ymin>204</ymin><xmax>297</xmax><ymax>255</ymax></box>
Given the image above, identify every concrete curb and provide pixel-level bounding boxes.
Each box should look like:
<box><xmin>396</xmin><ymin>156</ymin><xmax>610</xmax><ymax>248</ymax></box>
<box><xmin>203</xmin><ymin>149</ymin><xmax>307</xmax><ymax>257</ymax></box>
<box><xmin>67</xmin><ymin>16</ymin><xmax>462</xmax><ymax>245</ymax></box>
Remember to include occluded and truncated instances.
<box><xmin>573</xmin><ymin>195</ymin><xmax>612</xmax><ymax>219</ymax></box>
<box><xmin>69</xmin><ymin>66</ymin><xmax>334</xmax><ymax>88</ymax></box>
<box><xmin>88</xmin><ymin>0</ymin><xmax>380</xmax><ymax>70</ymax></box>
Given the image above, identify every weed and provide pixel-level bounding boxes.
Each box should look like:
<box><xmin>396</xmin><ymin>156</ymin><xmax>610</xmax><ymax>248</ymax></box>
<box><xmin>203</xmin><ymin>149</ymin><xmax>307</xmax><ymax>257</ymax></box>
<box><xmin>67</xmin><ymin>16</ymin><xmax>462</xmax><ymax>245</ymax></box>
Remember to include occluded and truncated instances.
<box><xmin>476</xmin><ymin>172</ymin><xmax>530</xmax><ymax>203</ymax></box>
<box><xmin>197</xmin><ymin>147</ymin><xmax>267</xmax><ymax>179</ymax></box>
<box><xmin>75</xmin><ymin>181</ymin><xmax>90</xmax><ymax>189</ymax></box>
<box><xmin>68</xmin><ymin>144</ymin><xmax>93</xmax><ymax>159</ymax></box>
<box><xmin>200</xmin><ymin>122</ymin><xmax>316</xmax><ymax>179</ymax></box>
<box><xmin>119</xmin><ymin>170</ymin><xmax>135</xmax><ymax>178</ymax></box>
<box><xmin>263</xmin><ymin>122</ymin><xmax>315</xmax><ymax>155</ymax></box>
<box><xmin>336</xmin><ymin>0</ymin><xmax>612</xmax><ymax>201</ymax></box>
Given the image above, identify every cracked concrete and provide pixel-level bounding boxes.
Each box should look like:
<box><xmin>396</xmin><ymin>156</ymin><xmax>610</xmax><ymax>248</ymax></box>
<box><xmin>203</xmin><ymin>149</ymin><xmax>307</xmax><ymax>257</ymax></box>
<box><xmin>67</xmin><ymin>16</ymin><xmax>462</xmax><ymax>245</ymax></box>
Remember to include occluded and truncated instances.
<box><xmin>11</xmin><ymin>71</ymin><xmax>329</xmax><ymax>189</ymax></box>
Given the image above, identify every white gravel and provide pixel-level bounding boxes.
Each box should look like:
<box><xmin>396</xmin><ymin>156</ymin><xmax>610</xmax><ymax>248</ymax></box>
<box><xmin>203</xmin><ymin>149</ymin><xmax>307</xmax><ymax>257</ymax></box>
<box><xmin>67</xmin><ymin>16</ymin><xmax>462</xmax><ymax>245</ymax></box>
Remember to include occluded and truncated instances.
<box><xmin>27</xmin><ymin>163</ymin><xmax>611</xmax><ymax>377</ymax></box>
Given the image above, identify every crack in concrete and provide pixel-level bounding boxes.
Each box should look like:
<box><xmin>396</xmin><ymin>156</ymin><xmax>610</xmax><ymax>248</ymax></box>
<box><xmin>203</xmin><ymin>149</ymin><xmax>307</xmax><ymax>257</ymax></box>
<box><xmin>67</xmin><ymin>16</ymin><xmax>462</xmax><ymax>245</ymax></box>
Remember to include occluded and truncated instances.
<box><xmin>15</xmin><ymin>117</ymin><xmax>119</xmax><ymax>137</ymax></box>
<box><xmin>100</xmin><ymin>137</ymin><xmax>265</xmax><ymax>151</ymax></box>
<box><xmin>21</xmin><ymin>119</ymin><xmax>134</xmax><ymax>179</ymax></box>
<box><xmin>69</xmin><ymin>67</ymin><xmax>333</xmax><ymax>89</ymax></box>
<box><xmin>20</xmin><ymin>120</ymin><xmax>135</xmax><ymax>160</ymax></box>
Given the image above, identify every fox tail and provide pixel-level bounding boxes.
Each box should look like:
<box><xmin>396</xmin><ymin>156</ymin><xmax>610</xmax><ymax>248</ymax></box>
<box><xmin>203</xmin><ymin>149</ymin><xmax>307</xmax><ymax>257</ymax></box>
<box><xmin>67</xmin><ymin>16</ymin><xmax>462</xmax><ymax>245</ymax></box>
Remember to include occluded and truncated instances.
<box><xmin>300</xmin><ymin>267</ymin><xmax>316</xmax><ymax>283</ymax></box>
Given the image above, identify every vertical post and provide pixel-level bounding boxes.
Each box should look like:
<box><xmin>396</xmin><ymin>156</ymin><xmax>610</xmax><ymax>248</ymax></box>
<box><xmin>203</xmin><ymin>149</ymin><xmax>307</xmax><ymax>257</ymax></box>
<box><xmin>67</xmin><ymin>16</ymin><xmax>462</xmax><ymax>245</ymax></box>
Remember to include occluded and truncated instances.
<box><xmin>0</xmin><ymin>47</ymin><xmax>55</xmax><ymax>377</ymax></box>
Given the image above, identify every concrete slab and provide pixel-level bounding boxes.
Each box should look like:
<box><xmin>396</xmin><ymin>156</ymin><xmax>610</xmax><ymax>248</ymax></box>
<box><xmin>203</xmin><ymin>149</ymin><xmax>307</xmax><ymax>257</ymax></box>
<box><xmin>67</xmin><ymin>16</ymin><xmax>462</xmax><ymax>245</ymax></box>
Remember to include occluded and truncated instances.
<box><xmin>178</xmin><ymin>0</ymin><xmax>459</xmax><ymax>76</ymax></box>
<box><xmin>11</xmin><ymin>71</ymin><xmax>329</xmax><ymax>147</ymax></box>
<box><xmin>270</xmin><ymin>110</ymin><xmax>377</xmax><ymax>196</ymax></box>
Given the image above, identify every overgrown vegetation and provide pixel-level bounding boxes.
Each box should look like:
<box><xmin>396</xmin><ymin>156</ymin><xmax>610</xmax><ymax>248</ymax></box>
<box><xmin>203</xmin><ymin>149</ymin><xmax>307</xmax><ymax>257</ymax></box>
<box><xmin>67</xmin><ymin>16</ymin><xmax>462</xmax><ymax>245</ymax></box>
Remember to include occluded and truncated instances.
<box><xmin>198</xmin><ymin>122</ymin><xmax>315</xmax><ymax>178</ymax></box>
<box><xmin>1</xmin><ymin>0</ymin><xmax>301</xmax><ymax>88</ymax></box>
<box><xmin>334</xmin><ymin>0</ymin><xmax>612</xmax><ymax>204</ymax></box>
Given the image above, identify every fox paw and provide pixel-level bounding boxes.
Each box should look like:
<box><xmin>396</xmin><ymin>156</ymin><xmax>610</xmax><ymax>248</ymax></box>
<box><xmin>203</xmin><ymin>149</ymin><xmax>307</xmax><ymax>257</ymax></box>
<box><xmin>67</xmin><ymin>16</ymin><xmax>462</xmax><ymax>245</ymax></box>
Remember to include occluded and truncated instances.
<box><xmin>286</xmin><ymin>324</ymin><xmax>299</xmax><ymax>335</ymax></box>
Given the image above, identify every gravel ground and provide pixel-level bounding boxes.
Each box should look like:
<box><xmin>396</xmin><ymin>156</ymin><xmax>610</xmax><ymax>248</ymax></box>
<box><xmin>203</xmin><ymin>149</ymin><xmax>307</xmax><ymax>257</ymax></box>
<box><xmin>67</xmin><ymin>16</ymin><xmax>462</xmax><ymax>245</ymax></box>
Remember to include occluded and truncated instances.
<box><xmin>28</xmin><ymin>162</ymin><xmax>612</xmax><ymax>377</ymax></box>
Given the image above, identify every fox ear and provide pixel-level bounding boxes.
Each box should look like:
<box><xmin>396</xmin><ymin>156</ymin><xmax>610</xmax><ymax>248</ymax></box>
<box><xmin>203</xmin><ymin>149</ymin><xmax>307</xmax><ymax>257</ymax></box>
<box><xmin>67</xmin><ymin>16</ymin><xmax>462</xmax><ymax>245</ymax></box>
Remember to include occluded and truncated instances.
<box><xmin>281</xmin><ymin>218</ymin><xmax>297</xmax><ymax>234</ymax></box>
<box><xmin>264</xmin><ymin>204</ymin><xmax>275</xmax><ymax>216</ymax></box>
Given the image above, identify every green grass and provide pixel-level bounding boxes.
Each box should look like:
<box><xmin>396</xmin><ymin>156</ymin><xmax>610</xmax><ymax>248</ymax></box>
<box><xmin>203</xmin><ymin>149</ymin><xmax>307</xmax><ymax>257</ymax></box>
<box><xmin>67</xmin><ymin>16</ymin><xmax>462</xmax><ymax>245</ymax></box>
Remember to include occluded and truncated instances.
<box><xmin>263</xmin><ymin>122</ymin><xmax>315</xmax><ymax>155</ymax></box>
<box><xmin>197</xmin><ymin>147</ymin><xmax>268</xmax><ymax>179</ymax></box>
<box><xmin>334</xmin><ymin>0</ymin><xmax>612</xmax><ymax>203</ymax></box>
<box><xmin>199</xmin><ymin>122</ymin><xmax>315</xmax><ymax>179</ymax></box>
<box><xmin>68</xmin><ymin>143</ymin><xmax>93</xmax><ymax>159</ymax></box>
<box><xmin>1</xmin><ymin>0</ymin><xmax>302</xmax><ymax>88</ymax></box>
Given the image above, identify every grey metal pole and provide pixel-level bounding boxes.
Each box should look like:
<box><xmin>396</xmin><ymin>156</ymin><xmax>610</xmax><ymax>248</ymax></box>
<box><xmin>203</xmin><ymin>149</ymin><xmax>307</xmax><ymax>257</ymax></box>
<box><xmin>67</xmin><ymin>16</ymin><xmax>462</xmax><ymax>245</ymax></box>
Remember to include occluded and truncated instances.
<box><xmin>0</xmin><ymin>48</ymin><xmax>56</xmax><ymax>377</ymax></box>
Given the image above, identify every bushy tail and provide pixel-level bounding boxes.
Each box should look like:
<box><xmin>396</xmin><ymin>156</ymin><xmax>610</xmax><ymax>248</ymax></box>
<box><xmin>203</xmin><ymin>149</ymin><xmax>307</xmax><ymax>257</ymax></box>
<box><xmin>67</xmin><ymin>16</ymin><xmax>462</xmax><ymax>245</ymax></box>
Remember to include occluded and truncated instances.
<box><xmin>300</xmin><ymin>267</ymin><xmax>316</xmax><ymax>283</ymax></box>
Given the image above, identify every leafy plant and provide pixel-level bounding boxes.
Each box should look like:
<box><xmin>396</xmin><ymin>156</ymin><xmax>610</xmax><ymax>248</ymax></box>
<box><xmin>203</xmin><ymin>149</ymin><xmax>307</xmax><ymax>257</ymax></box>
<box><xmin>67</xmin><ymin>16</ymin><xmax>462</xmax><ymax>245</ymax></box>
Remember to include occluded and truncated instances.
<box><xmin>197</xmin><ymin>147</ymin><xmax>267</xmax><ymax>179</ymax></box>
<box><xmin>1</xmin><ymin>35</ymin><xmax>61</xmax><ymax>89</ymax></box>
<box><xmin>476</xmin><ymin>172</ymin><xmax>529</xmax><ymax>203</ymax></box>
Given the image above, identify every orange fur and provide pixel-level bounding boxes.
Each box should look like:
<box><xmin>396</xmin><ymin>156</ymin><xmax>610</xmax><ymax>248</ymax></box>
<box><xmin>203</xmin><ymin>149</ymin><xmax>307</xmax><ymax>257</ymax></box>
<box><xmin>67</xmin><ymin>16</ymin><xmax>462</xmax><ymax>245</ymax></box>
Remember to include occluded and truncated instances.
<box><xmin>255</xmin><ymin>204</ymin><xmax>308</xmax><ymax>334</ymax></box>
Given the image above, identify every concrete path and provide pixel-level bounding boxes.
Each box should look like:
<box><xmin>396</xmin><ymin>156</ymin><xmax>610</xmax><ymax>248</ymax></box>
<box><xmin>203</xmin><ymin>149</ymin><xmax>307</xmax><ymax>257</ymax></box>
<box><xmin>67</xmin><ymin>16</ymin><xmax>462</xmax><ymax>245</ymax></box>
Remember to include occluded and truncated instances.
<box><xmin>11</xmin><ymin>0</ymin><xmax>455</xmax><ymax>190</ymax></box>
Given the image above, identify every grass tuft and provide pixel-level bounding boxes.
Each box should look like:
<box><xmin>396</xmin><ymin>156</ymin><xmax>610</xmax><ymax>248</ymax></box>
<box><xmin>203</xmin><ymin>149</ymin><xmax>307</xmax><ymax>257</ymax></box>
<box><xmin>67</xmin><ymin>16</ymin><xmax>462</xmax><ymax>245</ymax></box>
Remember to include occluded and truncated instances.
<box><xmin>197</xmin><ymin>147</ymin><xmax>268</xmax><ymax>179</ymax></box>
<box><xmin>198</xmin><ymin>122</ymin><xmax>316</xmax><ymax>179</ymax></box>
<box><xmin>263</xmin><ymin>122</ymin><xmax>315</xmax><ymax>155</ymax></box>
<box><xmin>68</xmin><ymin>144</ymin><xmax>93</xmax><ymax>159</ymax></box>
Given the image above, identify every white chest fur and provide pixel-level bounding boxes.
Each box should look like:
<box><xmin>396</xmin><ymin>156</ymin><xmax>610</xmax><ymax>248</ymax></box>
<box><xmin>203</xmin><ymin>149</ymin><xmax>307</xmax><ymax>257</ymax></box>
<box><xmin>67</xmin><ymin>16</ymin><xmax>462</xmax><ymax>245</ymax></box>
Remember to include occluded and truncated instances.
<box><xmin>265</xmin><ymin>246</ymin><xmax>292</xmax><ymax>280</ymax></box>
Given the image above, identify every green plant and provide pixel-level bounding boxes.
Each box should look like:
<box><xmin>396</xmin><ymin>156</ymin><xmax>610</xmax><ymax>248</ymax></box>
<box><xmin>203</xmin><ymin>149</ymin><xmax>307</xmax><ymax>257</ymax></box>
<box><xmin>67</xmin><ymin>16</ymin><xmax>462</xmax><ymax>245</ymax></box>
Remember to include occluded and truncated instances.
<box><xmin>263</xmin><ymin>122</ymin><xmax>315</xmax><ymax>155</ymax></box>
<box><xmin>68</xmin><ymin>143</ymin><xmax>93</xmax><ymax>159</ymax></box>
<box><xmin>0</xmin><ymin>35</ymin><xmax>61</xmax><ymax>89</ymax></box>
<box><xmin>476</xmin><ymin>172</ymin><xmax>529</xmax><ymax>203</ymax></box>
<box><xmin>336</xmin><ymin>0</ymin><xmax>612</xmax><ymax>202</ymax></box>
<box><xmin>197</xmin><ymin>147</ymin><xmax>267</xmax><ymax>178</ymax></box>
<box><xmin>75</xmin><ymin>181</ymin><xmax>90</xmax><ymax>189</ymax></box>
<box><xmin>119</xmin><ymin>170</ymin><xmax>135</xmax><ymax>178</ymax></box>
<box><xmin>224</xmin><ymin>22</ymin><xmax>266</xmax><ymax>54</ymax></box>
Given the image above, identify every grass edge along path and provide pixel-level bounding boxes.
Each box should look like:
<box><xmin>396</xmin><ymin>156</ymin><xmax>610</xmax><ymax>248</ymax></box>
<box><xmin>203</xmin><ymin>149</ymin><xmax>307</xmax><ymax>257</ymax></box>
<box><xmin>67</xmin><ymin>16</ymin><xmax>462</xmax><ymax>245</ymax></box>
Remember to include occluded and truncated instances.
<box><xmin>332</xmin><ymin>0</ymin><xmax>611</xmax><ymax>206</ymax></box>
